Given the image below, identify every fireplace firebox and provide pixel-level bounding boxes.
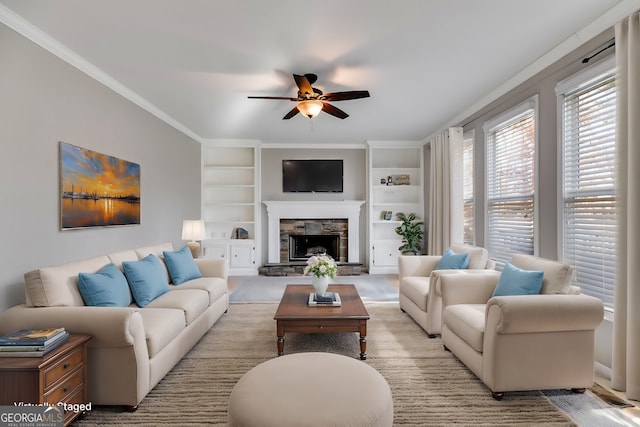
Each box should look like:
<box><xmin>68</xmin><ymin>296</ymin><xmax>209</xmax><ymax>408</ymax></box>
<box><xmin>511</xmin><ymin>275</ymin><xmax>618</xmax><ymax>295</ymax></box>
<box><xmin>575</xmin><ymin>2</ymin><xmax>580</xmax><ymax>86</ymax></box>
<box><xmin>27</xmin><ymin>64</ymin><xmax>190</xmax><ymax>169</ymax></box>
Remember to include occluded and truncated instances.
<box><xmin>289</xmin><ymin>235</ymin><xmax>340</xmax><ymax>261</ymax></box>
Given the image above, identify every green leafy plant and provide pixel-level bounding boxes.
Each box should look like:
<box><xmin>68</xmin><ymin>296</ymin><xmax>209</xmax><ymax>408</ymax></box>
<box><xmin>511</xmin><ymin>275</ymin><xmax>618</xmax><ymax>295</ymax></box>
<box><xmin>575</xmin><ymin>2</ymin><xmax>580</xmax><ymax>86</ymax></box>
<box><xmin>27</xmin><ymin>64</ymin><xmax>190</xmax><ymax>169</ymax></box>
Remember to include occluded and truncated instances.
<box><xmin>394</xmin><ymin>212</ymin><xmax>424</xmax><ymax>255</ymax></box>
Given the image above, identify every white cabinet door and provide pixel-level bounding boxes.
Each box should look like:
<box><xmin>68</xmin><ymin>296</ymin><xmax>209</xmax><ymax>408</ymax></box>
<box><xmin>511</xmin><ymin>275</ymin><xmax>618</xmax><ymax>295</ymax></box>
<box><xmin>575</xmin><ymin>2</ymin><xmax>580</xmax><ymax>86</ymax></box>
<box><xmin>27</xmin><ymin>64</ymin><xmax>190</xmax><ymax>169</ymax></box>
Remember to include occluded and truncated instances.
<box><xmin>230</xmin><ymin>242</ymin><xmax>255</xmax><ymax>268</ymax></box>
<box><xmin>372</xmin><ymin>241</ymin><xmax>401</xmax><ymax>267</ymax></box>
<box><xmin>203</xmin><ymin>241</ymin><xmax>228</xmax><ymax>260</ymax></box>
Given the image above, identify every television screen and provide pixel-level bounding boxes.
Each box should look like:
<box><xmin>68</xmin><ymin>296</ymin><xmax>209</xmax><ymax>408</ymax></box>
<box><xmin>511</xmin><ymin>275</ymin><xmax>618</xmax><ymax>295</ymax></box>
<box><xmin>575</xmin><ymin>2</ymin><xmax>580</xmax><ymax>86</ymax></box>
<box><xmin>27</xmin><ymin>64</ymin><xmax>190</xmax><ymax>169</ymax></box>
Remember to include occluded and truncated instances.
<box><xmin>282</xmin><ymin>160</ymin><xmax>343</xmax><ymax>193</ymax></box>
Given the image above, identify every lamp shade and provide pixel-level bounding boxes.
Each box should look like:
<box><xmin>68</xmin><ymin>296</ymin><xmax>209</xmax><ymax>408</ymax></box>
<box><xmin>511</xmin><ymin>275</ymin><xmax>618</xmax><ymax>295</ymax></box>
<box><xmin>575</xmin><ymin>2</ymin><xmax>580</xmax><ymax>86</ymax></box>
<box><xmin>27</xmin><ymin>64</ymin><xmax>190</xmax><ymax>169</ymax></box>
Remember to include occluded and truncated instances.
<box><xmin>182</xmin><ymin>220</ymin><xmax>207</xmax><ymax>241</ymax></box>
<box><xmin>297</xmin><ymin>100</ymin><xmax>323</xmax><ymax>118</ymax></box>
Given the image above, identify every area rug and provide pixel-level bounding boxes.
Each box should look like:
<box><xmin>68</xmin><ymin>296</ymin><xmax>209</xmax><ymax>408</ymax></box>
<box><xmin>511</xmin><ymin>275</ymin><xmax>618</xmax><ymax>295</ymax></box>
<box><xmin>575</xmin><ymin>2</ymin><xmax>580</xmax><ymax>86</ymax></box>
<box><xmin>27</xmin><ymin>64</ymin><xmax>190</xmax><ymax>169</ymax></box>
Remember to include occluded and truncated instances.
<box><xmin>229</xmin><ymin>274</ymin><xmax>399</xmax><ymax>302</ymax></box>
<box><xmin>74</xmin><ymin>302</ymin><xmax>584</xmax><ymax>426</ymax></box>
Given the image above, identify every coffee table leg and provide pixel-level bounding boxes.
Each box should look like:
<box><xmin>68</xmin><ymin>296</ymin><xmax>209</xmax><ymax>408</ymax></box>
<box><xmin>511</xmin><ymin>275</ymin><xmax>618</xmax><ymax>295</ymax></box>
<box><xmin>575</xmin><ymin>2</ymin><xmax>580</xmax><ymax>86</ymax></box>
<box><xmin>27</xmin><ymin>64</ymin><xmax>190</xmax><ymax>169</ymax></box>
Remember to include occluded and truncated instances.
<box><xmin>277</xmin><ymin>322</ymin><xmax>284</xmax><ymax>356</ymax></box>
<box><xmin>359</xmin><ymin>322</ymin><xmax>367</xmax><ymax>360</ymax></box>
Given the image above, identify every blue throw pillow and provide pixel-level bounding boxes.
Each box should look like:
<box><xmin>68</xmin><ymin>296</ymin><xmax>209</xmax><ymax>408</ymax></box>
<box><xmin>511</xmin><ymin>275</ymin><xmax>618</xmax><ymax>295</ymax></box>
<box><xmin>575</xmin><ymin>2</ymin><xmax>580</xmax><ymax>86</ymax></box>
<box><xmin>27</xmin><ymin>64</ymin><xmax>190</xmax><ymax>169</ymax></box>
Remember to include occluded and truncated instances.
<box><xmin>78</xmin><ymin>263</ymin><xmax>132</xmax><ymax>307</ymax></box>
<box><xmin>492</xmin><ymin>262</ymin><xmax>544</xmax><ymax>297</ymax></box>
<box><xmin>122</xmin><ymin>254</ymin><xmax>170</xmax><ymax>307</ymax></box>
<box><xmin>163</xmin><ymin>246</ymin><xmax>202</xmax><ymax>285</ymax></box>
<box><xmin>435</xmin><ymin>248</ymin><xmax>470</xmax><ymax>270</ymax></box>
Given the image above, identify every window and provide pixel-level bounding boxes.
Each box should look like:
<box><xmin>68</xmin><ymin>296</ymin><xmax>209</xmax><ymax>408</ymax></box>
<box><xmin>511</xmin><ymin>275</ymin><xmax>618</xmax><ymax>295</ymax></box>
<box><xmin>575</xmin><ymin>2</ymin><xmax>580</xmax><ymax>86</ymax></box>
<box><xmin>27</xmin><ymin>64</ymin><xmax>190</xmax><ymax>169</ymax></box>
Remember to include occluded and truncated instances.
<box><xmin>463</xmin><ymin>131</ymin><xmax>474</xmax><ymax>244</ymax></box>
<box><xmin>484</xmin><ymin>98</ymin><xmax>537</xmax><ymax>267</ymax></box>
<box><xmin>557</xmin><ymin>57</ymin><xmax>616</xmax><ymax>310</ymax></box>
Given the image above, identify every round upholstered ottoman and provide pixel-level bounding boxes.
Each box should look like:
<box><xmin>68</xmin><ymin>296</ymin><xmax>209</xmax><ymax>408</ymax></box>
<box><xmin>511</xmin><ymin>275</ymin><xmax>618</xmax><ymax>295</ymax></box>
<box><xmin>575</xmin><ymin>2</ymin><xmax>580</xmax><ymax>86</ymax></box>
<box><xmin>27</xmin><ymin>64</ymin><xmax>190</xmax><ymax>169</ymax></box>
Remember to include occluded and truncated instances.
<box><xmin>228</xmin><ymin>352</ymin><xmax>393</xmax><ymax>427</ymax></box>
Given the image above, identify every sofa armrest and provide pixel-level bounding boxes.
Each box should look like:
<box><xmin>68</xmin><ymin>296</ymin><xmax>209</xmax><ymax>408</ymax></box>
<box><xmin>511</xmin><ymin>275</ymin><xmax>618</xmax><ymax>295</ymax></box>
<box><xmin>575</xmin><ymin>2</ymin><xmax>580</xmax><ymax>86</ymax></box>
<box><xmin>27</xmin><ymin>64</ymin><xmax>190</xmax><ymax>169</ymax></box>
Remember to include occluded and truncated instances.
<box><xmin>439</xmin><ymin>271</ymin><xmax>501</xmax><ymax>307</ymax></box>
<box><xmin>194</xmin><ymin>258</ymin><xmax>229</xmax><ymax>280</ymax></box>
<box><xmin>0</xmin><ymin>305</ymin><xmax>145</xmax><ymax>348</ymax></box>
<box><xmin>486</xmin><ymin>294</ymin><xmax>604</xmax><ymax>334</ymax></box>
<box><xmin>398</xmin><ymin>255</ymin><xmax>441</xmax><ymax>279</ymax></box>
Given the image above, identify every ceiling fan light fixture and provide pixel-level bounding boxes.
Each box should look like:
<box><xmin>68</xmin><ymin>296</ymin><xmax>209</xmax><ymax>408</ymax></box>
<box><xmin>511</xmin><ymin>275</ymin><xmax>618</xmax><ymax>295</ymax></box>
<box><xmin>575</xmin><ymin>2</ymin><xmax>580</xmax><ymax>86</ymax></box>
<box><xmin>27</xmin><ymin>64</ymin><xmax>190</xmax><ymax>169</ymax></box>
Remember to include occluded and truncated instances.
<box><xmin>297</xmin><ymin>100</ymin><xmax>323</xmax><ymax>118</ymax></box>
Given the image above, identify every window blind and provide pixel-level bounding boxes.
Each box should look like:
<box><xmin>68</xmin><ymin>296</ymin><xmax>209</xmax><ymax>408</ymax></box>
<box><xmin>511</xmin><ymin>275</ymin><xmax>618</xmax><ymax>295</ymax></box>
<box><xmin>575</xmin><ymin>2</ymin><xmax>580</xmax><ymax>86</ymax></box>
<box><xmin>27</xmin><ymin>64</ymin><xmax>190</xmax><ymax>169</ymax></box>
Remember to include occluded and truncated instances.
<box><xmin>561</xmin><ymin>71</ymin><xmax>616</xmax><ymax>310</ymax></box>
<box><xmin>486</xmin><ymin>108</ymin><xmax>536</xmax><ymax>267</ymax></box>
<box><xmin>463</xmin><ymin>135</ymin><xmax>474</xmax><ymax>244</ymax></box>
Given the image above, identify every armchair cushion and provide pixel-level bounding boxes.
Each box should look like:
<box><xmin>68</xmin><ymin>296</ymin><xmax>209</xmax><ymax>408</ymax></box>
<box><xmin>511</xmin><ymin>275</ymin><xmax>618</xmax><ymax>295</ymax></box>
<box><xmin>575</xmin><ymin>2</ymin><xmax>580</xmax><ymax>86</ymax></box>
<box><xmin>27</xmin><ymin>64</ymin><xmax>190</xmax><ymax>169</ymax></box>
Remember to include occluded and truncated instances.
<box><xmin>510</xmin><ymin>254</ymin><xmax>573</xmax><ymax>295</ymax></box>
<box><xmin>492</xmin><ymin>263</ymin><xmax>543</xmax><ymax>297</ymax></box>
<box><xmin>399</xmin><ymin>276</ymin><xmax>430</xmax><ymax>311</ymax></box>
<box><xmin>435</xmin><ymin>248</ymin><xmax>470</xmax><ymax>270</ymax></box>
<box><xmin>442</xmin><ymin>304</ymin><xmax>486</xmax><ymax>352</ymax></box>
<box><xmin>450</xmin><ymin>243</ymin><xmax>489</xmax><ymax>269</ymax></box>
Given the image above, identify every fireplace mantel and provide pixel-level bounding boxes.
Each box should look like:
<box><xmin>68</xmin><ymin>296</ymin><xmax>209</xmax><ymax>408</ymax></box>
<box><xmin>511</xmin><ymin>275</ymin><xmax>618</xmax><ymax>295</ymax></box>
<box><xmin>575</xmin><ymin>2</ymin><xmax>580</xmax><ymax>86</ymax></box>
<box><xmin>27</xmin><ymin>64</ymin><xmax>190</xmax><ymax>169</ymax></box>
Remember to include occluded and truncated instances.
<box><xmin>263</xmin><ymin>200</ymin><xmax>365</xmax><ymax>264</ymax></box>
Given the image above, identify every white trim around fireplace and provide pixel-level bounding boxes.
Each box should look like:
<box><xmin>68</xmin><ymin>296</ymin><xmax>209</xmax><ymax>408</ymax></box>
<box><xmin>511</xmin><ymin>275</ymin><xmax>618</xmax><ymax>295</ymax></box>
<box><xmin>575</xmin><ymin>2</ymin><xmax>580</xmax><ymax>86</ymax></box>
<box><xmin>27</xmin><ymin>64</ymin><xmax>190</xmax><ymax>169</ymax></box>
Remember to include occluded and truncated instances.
<box><xmin>263</xmin><ymin>200</ymin><xmax>365</xmax><ymax>264</ymax></box>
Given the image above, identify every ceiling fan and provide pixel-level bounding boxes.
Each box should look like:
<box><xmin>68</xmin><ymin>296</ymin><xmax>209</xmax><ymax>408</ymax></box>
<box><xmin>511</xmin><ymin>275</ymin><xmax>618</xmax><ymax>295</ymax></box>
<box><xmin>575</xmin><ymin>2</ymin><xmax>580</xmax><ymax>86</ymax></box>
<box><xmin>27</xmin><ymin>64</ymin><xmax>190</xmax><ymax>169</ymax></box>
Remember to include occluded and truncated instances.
<box><xmin>248</xmin><ymin>73</ymin><xmax>370</xmax><ymax>120</ymax></box>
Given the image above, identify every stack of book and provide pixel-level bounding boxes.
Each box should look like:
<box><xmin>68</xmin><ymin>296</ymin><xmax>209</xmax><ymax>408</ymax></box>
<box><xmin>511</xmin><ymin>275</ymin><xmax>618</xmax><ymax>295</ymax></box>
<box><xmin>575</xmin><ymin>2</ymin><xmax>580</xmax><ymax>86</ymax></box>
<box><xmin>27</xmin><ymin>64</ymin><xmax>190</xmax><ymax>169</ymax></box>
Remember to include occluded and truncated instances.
<box><xmin>0</xmin><ymin>328</ymin><xmax>69</xmax><ymax>357</ymax></box>
<box><xmin>308</xmin><ymin>292</ymin><xmax>342</xmax><ymax>307</ymax></box>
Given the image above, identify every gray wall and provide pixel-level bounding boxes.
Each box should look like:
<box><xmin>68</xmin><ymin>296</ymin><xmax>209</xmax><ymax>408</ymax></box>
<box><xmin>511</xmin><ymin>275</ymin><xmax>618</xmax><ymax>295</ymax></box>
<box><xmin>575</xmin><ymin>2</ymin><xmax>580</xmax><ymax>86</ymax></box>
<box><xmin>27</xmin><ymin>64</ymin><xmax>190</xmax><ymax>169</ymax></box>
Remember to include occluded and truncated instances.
<box><xmin>0</xmin><ymin>24</ymin><xmax>201</xmax><ymax>311</ymax></box>
<box><xmin>457</xmin><ymin>29</ymin><xmax>614</xmax><ymax>259</ymax></box>
<box><xmin>259</xmin><ymin>147</ymin><xmax>367</xmax><ymax>265</ymax></box>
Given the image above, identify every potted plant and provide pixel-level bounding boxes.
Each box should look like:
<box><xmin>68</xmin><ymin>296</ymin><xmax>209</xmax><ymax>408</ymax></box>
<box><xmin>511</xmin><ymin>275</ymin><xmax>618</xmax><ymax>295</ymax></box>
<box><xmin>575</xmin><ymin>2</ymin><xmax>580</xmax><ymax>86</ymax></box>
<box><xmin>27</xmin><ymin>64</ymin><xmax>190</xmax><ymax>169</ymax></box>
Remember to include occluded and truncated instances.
<box><xmin>394</xmin><ymin>212</ymin><xmax>424</xmax><ymax>255</ymax></box>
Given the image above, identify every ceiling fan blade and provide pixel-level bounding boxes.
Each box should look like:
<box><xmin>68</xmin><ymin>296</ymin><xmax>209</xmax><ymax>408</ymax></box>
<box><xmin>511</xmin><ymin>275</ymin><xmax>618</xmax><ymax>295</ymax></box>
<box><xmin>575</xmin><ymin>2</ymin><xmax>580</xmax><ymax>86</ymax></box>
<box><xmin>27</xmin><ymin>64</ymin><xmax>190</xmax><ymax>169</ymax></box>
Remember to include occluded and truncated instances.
<box><xmin>321</xmin><ymin>102</ymin><xmax>349</xmax><ymax>119</ymax></box>
<box><xmin>321</xmin><ymin>90</ymin><xmax>370</xmax><ymax>102</ymax></box>
<box><xmin>282</xmin><ymin>106</ymin><xmax>300</xmax><ymax>120</ymax></box>
<box><xmin>293</xmin><ymin>74</ymin><xmax>315</xmax><ymax>97</ymax></box>
<box><xmin>247</xmin><ymin>96</ymin><xmax>297</xmax><ymax>101</ymax></box>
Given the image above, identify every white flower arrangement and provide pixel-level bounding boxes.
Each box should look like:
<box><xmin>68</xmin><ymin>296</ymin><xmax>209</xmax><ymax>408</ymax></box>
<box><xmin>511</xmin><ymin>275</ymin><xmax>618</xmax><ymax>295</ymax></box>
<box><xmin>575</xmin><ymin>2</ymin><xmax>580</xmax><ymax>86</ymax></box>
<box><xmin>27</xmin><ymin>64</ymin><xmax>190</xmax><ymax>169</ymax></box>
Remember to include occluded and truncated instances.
<box><xmin>303</xmin><ymin>255</ymin><xmax>338</xmax><ymax>278</ymax></box>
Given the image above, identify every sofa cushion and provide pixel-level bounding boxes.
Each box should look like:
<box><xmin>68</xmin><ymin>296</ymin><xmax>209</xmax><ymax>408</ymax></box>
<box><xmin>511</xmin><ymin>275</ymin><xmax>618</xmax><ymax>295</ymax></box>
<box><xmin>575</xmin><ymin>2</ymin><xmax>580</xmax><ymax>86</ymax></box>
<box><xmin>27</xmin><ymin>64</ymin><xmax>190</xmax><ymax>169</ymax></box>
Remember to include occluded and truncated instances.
<box><xmin>78</xmin><ymin>263</ymin><xmax>132</xmax><ymax>307</ymax></box>
<box><xmin>436</xmin><ymin>248</ymin><xmax>470</xmax><ymax>270</ymax></box>
<box><xmin>145</xmin><ymin>289</ymin><xmax>209</xmax><ymax>325</ymax></box>
<box><xmin>399</xmin><ymin>276</ymin><xmax>429</xmax><ymax>311</ymax></box>
<box><xmin>492</xmin><ymin>263</ymin><xmax>544</xmax><ymax>297</ymax></box>
<box><xmin>25</xmin><ymin>256</ymin><xmax>111</xmax><ymax>307</ymax></box>
<box><xmin>163</xmin><ymin>246</ymin><xmax>202</xmax><ymax>285</ymax></box>
<box><xmin>450</xmin><ymin>244</ymin><xmax>489</xmax><ymax>270</ymax></box>
<box><xmin>443</xmin><ymin>304</ymin><xmax>486</xmax><ymax>353</ymax></box>
<box><xmin>107</xmin><ymin>250</ymin><xmax>138</xmax><ymax>270</ymax></box>
<box><xmin>510</xmin><ymin>254</ymin><xmax>573</xmax><ymax>295</ymax></box>
<box><xmin>122</xmin><ymin>255</ymin><xmax>170</xmax><ymax>307</ymax></box>
<box><xmin>137</xmin><ymin>308</ymin><xmax>186</xmax><ymax>358</ymax></box>
<box><xmin>171</xmin><ymin>277</ymin><xmax>227</xmax><ymax>305</ymax></box>
<box><xmin>135</xmin><ymin>242</ymin><xmax>174</xmax><ymax>284</ymax></box>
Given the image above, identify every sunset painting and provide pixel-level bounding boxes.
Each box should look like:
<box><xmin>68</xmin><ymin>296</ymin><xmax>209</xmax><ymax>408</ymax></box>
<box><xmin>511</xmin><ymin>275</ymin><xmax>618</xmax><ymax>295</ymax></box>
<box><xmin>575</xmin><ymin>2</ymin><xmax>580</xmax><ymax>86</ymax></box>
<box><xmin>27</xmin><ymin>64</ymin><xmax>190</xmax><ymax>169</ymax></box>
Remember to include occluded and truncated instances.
<box><xmin>60</xmin><ymin>142</ymin><xmax>140</xmax><ymax>229</ymax></box>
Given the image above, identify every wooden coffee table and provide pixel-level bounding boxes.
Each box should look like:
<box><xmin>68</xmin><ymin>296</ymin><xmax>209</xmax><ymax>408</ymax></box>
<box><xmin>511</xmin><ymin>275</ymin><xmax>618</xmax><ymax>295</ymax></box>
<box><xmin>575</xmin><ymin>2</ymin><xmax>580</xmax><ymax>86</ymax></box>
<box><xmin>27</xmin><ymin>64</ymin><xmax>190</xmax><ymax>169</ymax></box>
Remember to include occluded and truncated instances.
<box><xmin>274</xmin><ymin>284</ymin><xmax>370</xmax><ymax>360</ymax></box>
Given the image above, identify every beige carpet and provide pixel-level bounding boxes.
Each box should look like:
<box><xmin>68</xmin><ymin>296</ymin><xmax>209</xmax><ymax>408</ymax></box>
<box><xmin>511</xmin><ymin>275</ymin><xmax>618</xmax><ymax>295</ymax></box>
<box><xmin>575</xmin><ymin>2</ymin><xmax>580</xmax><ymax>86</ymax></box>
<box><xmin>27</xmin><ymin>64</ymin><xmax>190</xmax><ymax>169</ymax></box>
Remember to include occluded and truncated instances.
<box><xmin>75</xmin><ymin>302</ymin><xmax>576</xmax><ymax>426</ymax></box>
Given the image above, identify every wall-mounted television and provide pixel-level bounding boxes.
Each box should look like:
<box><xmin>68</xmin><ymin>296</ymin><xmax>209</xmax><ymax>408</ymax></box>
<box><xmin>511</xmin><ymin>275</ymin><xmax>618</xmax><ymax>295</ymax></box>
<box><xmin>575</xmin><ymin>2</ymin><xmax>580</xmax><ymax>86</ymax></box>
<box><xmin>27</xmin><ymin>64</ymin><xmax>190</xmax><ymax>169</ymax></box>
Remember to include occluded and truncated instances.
<box><xmin>282</xmin><ymin>159</ymin><xmax>343</xmax><ymax>193</ymax></box>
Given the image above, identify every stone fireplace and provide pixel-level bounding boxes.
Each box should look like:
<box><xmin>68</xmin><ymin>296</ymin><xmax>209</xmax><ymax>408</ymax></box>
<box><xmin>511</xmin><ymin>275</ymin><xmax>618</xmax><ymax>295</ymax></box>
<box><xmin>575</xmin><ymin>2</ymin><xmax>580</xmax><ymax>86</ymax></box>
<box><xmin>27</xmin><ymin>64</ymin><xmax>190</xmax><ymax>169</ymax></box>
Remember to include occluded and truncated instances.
<box><xmin>263</xmin><ymin>200</ymin><xmax>365</xmax><ymax>264</ymax></box>
<box><xmin>283</xmin><ymin>219</ymin><xmax>347</xmax><ymax>262</ymax></box>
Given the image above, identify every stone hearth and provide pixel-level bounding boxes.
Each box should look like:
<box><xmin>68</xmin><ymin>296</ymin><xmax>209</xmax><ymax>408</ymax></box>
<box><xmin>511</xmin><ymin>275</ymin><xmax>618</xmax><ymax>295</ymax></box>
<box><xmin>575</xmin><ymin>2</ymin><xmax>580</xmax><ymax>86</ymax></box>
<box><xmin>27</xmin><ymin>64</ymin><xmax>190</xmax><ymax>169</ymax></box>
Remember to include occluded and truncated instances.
<box><xmin>258</xmin><ymin>262</ymin><xmax>363</xmax><ymax>276</ymax></box>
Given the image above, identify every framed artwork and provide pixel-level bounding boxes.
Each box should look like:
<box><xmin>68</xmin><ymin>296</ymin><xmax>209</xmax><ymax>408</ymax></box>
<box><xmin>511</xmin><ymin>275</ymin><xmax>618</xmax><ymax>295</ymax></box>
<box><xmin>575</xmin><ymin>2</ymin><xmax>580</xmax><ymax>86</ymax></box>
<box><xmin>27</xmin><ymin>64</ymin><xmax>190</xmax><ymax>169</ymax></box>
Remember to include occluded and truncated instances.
<box><xmin>60</xmin><ymin>142</ymin><xmax>140</xmax><ymax>230</ymax></box>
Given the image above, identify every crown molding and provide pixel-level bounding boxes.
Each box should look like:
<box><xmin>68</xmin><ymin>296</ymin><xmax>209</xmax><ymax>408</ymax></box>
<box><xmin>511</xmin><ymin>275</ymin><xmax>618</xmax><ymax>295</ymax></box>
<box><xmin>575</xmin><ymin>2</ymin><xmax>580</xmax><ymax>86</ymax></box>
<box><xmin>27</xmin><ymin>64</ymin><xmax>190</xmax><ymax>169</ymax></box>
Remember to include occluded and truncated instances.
<box><xmin>0</xmin><ymin>4</ymin><xmax>203</xmax><ymax>144</ymax></box>
<box><xmin>425</xmin><ymin>0</ymin><xmax>640</xmax><ymax>142</ymax></box>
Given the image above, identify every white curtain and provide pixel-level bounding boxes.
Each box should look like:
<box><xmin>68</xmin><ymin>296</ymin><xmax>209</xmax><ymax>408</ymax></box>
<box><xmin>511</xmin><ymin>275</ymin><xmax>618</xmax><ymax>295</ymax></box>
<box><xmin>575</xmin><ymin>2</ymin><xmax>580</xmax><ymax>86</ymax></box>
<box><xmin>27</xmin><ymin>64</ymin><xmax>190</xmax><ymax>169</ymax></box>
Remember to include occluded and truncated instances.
<box><xmin>427</xmin><ymin>127</ymin><xmax>463</xmax><ymax>255</ymax></box>
<box><xmin>612</xmin><ymin>11</ymin><xmax>640</xmax><ymax>401</ymax></box>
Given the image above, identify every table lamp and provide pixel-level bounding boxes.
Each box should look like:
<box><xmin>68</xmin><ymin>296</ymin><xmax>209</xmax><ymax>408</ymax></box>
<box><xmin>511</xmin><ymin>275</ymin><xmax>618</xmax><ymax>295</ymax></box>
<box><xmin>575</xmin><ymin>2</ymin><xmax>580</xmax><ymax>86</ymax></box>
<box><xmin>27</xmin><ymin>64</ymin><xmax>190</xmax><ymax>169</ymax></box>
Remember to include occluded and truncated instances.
<box><xmin>182</xmin><ymin>220</ymin><xmax>207</xmax><ymax>258</ymax></box>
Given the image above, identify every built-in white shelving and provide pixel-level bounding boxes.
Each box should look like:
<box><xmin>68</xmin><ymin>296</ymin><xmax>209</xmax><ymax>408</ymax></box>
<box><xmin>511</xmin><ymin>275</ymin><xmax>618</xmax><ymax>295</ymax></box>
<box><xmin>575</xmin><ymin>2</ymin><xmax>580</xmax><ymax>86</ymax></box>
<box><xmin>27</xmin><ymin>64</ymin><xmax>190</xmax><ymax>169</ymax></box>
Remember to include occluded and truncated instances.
<box><xmin>201</xmin><ymin>142</ymin><xmax>260</xmax><ymax>275</ymax></box>
<box><xmin>367</xmin><ymin>141</ymin><xmax>425</xmax><ymax>274</ymax></box>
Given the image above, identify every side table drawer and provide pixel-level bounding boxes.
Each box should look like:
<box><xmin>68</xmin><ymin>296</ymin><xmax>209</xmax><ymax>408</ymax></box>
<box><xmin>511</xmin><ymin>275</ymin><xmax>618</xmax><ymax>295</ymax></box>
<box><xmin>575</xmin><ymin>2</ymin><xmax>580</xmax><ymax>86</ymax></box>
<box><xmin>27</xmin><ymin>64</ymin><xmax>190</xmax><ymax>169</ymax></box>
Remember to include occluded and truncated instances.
<box><xmin>44</xmin><ymin>368</ymin><xmax>84</xmax><ymax>403</ymax></box>
<box><xmin>43</xmin><ymin>347</ymin><xmax>84</xmax><ymax>388</ymax></box>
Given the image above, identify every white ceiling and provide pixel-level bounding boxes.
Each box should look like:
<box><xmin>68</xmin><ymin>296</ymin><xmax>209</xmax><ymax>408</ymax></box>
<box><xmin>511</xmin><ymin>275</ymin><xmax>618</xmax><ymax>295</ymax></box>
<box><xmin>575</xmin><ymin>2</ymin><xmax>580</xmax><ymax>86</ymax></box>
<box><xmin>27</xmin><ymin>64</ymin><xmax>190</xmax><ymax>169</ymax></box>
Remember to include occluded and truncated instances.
<box><xmin>0</xmin><ymin>0</ymin><xmax>636</xmax><ymax>145</ymax></box>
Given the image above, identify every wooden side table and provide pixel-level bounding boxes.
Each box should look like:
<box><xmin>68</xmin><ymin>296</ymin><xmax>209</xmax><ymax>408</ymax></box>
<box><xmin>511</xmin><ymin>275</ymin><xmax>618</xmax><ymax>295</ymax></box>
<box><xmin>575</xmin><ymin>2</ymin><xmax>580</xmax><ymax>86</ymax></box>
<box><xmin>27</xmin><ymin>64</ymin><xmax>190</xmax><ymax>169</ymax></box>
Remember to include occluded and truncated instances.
<box><xmin>0</xmin><ymin>334</ymin><xmax>91</xmax><ymax>426</ymax></box>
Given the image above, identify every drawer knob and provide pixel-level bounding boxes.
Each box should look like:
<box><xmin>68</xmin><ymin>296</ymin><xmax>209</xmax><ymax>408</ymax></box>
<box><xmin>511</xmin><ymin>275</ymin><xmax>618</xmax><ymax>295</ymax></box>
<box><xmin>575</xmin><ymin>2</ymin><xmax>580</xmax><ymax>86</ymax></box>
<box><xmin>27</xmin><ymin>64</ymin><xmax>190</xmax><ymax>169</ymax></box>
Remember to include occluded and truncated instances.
<box><xmin>63</xmin><ymin>363</ymin><xmax>71</xmax><ymax>369</ymax></box>
<box><xmin>63</xmin><ymin>385</ymin><xmax>71</xmax><ymax>392</ymax></box>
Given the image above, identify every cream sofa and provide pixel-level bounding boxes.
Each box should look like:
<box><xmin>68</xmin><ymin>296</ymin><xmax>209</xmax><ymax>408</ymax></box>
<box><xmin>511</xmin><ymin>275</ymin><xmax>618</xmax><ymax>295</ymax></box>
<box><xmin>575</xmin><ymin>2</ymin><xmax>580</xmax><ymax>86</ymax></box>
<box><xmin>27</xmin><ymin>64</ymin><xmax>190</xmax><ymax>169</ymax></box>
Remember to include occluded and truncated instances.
<box><xmin>398</xmin><ymin>244</ymin><xmax>495</xmax><ymax>337</ymax></box>
<box><xmin>0</xmin><ymin>242</ymin><xmax>229</xmax><ymax>409</ymax></box>
<box><xmin>439</xmin><ymin>254</ymin><xmax>604</xmax><ymax>399</ymax></box>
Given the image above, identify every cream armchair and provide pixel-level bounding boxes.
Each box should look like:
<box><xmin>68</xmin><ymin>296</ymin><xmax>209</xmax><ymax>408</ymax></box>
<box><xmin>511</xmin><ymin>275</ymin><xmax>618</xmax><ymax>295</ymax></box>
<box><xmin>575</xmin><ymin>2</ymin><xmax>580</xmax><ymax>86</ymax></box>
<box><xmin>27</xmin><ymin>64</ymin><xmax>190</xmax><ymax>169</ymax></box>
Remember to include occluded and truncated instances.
<box><xmin>440</xmin><ymin>254</ymin><xmax>604</xmax><ymax>400</ymax></box>
<box><xmin>398</xmin><ymin>244</ymin><xmax>495</xmax><ymax>337</ymax></box>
